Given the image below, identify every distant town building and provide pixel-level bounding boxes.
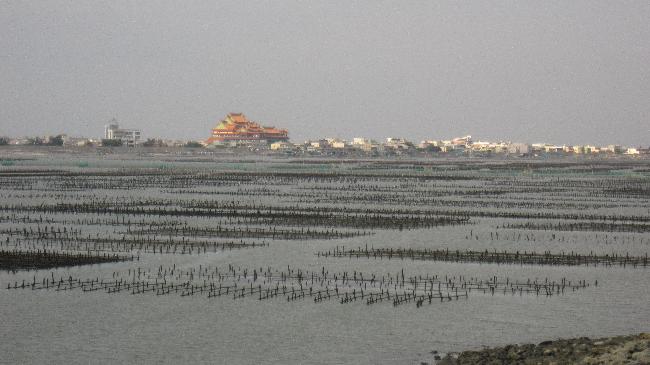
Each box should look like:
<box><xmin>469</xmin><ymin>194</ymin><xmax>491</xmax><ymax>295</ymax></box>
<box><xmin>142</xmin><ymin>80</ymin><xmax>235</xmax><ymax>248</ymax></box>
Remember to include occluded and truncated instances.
<box><xmin>385</xmin><ymin>138</ymin><xmax>411</xmax><ymax>147</ymax></box>
<box><xmin>309</xmin><ymin>140</ymin><xmax>328</xmax><ymax>149</ymax></box>
<box><xmin>205</xmin><ymin>113</ymin><xmax>288</xmax><ymax>145</ymax></box>
<box><xmin>470</xmin><ymin>141</ymin><xmax>491</xmax><ymax>151</ymax></box>
<box><xmin>352</xmin><ymin>137</ymin><xmax>370</xmax><ymax>145</ymax></box>
<box><xmin>328</xmin><ymin>139</ymin><xmax>347</xmax><ymax>149</ymax></box>
<box><xmin>350</xmin><ymin>138</ymin><xmax>380</xmax><ymax>152</ymax></box>
<box><xmin>544</xmin><ymin>145</ymin><xmax>564</xmax><ymax>154</ymax></box>
<box><xmin>419</xmin><ymin>140</ymin><xmax>442</xmax><ymax>147</ymax></box>
<box><xmin>604</xmin><ymin>145</ymin><xmax>624</xmax><ymax>154</ymax></box>
<box><xmin>507</xmin><ymin>143</ymin><xmax>530</xmax><ymax>155</ymax></box>
<box><xmin>63</xmin><ymin>137</ymin><xmax>95</xmax><ymax>147</ymax></box>
<box><xmin>104</xmin><ymin>120</ymin><xmax>142</xmax><ymax>146</ymax></box>
<box><xmin>270</xmin><ymin>141</ymin><xmax>293</xmax><ymax>151</ymax></box>
<box><xmin>452</xmin><ymin>135</ymin><xmax>472</xmax><ymax>146</ymax></box>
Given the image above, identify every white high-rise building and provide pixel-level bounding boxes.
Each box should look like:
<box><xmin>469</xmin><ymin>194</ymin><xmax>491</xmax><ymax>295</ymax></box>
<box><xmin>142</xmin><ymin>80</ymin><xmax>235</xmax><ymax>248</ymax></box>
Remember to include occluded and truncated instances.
<box><xmin>104</xmin><ymin>119</ymin><xmax>141</xmax><ymax>146</ymax></box>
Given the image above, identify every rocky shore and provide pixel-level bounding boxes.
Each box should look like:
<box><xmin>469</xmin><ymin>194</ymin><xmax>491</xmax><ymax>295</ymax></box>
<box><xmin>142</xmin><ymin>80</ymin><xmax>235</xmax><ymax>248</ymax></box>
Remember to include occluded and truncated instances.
<box><xmin>438</xmin><ymin>333</ymin><xmax>649</xmax><ymax>365</ymax></box>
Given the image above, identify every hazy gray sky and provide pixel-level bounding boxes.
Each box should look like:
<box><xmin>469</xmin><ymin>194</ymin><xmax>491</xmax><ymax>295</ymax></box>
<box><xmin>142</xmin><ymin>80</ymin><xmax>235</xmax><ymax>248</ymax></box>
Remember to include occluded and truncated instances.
<box><xmin>1</xmin><ymin>1</ymin><xmax>649</xmax><ymax>145</ymax></box>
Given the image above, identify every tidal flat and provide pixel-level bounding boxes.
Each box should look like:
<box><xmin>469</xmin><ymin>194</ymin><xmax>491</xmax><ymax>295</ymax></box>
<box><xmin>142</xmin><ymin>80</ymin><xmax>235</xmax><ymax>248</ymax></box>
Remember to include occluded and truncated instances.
<box><xmin>1</xmin><ymin>150</ymin><xmax>648</xmax><ymax>364</ymax></box>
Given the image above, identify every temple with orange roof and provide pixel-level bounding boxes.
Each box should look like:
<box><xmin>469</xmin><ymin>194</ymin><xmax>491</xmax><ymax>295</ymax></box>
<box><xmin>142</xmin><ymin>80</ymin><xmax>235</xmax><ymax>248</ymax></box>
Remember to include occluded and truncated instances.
<box><xmin>205</xmin><ymin>113</ymin><xmax>289</xmax><ymax>145</ymax></box>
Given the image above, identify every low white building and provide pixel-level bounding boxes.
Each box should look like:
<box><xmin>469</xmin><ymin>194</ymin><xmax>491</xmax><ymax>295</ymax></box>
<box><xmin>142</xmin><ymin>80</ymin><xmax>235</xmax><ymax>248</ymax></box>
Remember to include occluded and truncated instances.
<box><xmin>330</xmin><ymin>141</ymin><xmax>346</xmax><ymax>149</ymax></box>
<box><xmin>270</xmin><ymin>141</ymin><xmax>293</xmax><ymax>151</ymax></box>
<box><xmin>507</xmin><ymin>143</ymin><xmax>530</xmax><ymax>155</ymax></box>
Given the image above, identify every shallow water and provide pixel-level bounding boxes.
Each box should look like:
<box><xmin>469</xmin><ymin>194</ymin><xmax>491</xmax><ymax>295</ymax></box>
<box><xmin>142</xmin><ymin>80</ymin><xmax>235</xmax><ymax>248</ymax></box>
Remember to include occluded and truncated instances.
<box><xmin>1</xmin><ymin>154</ymin><xmax>648</xmax><ymax>364</ymax></box>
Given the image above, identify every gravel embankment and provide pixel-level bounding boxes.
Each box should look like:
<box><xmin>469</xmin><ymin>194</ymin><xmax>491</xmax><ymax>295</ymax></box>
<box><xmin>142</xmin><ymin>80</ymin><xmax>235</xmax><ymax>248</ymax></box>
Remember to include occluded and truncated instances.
<box><xmin>438</xmin><ymin>333</ymin><xmax>649</xmax><ymax>365</ymax></box>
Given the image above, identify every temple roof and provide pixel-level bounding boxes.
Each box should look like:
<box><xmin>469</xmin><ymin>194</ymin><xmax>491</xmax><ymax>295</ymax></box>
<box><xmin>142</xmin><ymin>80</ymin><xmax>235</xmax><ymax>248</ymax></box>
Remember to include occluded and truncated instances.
<box><xmin>206</xmin><ymin>113</ymin><xmax>288</xmax><ymax>143</ymax></box>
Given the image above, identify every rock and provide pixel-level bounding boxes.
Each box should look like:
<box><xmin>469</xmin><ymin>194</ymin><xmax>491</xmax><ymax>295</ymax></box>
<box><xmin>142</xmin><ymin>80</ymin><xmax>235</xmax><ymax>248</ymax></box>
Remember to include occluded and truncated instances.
<box><xmin>543</xmin><ymin>348</ymin><xmax>555</xmax><ymax>356</ymax></box>
<box><xmin>437</xmin><ymin>333</ymin><xmax>650</xmax><ymax>365</ymax></box>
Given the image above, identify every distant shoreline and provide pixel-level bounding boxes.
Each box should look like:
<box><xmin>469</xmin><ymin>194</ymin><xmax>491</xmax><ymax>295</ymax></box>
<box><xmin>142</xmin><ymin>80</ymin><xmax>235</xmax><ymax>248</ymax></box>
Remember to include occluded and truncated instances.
<box><xmin>1</xmin><ymin>145</ymin><xmax>649</xmax><ymax>162</ymax></box>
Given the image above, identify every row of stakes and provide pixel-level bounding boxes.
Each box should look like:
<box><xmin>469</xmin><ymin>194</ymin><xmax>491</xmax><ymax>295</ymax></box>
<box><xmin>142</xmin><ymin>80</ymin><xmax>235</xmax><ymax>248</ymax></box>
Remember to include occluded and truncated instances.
<box><xmin>318</xmin><ymin>246</ymin><xmax>650</xmax><ymax>268</ymax></box>
<box><xmin>2</xmin><ymin>197</ymin><xmax>647</xmax><ymax>225</ymax></box>
<box><xmin>3</xmin><ymin>179</ymin><xmax>646</xmax><ymax>207</ymax></box>
<box><xmin>292</xmin><ymin>192</ymin><xmax>649</xmax><ymax>212</ymax></box>
<box><xmin>5</xmin><ymin>264</ymin><xmax>595</xmax><ymax>308</ymax></box>
<box><xmin>0</xmin><ymin>213</ymin><xmax>369</xmax><ymax>239</ymax></box>
<box><xmin>0</xmin><ymin>203</ymin><xmax>470</xmax><ymax>230</ymax></box>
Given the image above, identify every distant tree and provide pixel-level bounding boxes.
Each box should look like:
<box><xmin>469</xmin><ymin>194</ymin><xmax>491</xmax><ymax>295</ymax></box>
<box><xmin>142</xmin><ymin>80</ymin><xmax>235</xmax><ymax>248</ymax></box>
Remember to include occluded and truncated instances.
<box><xmin>101</xmin><ymin>139</ymin><xmax>123</xmax><ymax>147</ymax></box>
<box><xmin>142</xmin><ymin>138</ymin><xmax>158</xmax><ymax>147</ymax></box>
<box><xmin>184</xmin><ymin>141</ymin><xmax>204</xmax><ymax>148</ymax></box>
<box><xmin>28</xmin><ymin>137</ymin><xmax>44</xmax><ymax>145</ymax></box>
<box><xmin>0</xmin><ymin>137</ymin><xmax>9</xmax><ymax>146</ymax></box>
<box><xmin>47</xmin><ymin>135</ymin><xmax>64</xmax><ymax>146</ymax></box>
<box><xmin>422</xmin><ymin>145</ymin><xmax>441</xmax><ymax>153</ymax></box>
